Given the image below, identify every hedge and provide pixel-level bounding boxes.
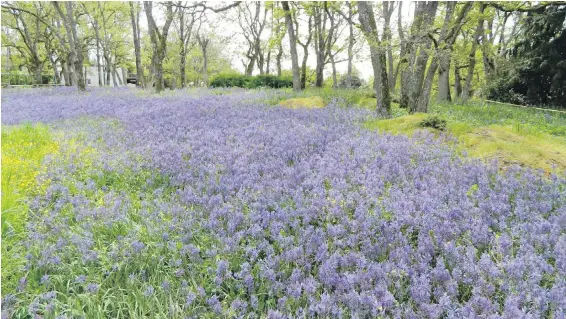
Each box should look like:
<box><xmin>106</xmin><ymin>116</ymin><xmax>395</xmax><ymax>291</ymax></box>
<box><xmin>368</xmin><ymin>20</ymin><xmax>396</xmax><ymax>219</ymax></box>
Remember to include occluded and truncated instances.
<box><xmin>211</xmin><ymin>74</ymin><xmax>292</xmax><ymax>89</ymax></box>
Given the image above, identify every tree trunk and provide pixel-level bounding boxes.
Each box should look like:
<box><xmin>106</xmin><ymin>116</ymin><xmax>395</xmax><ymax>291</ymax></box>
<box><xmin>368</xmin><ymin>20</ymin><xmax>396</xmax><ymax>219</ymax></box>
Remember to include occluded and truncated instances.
<box><xmin>393</xmin><ymin>1</ymin><xmax>405</xmax><ymax>96</ymax></box>
<box><xmin>437</xmin><ymin>53</ymin><xmax>451</xmax><ymax>102</ymax></box>
<box><xmin>197</xmin><ymin>34</ymin><xmax>210</xmax><ymax>87</ymax></box>
<box><xmin>130</xmin><ymin>2</ymin><xmax>144</xmax><ymax>87</ymax></box>
<box><xmin>408</xmin><ymin>2</ymin><xmax>438</xmax><ymax>112</ymax></box>
<box><xmin>383</xmin><ymin>2</ymin><xmax>395</xmax><ymax>91</ymax></box>
<box><xmin>33</xmin><ymin>65</ymin><xmax>42</xmax><ymax>86</ymax></box>
<box><xmin>300</xmin><ymin>45</ymin><xmax>308</xmax><ymax>89</ymax></box>
<box><xmin>276</xmin><ymin>43</ymin><xmax>283</xmax><ymax>76</ymax></box>
<box><xmin>115</xmin><ymin>65</ymin><xmax>124</xmax><ymax>85</ymax></box>
<box><xmin>313</xmin><ymin>4</ymin><xmax>326</xmax><ymax>88</ymax></box>
<box><xmin>454</xmin><ymin>64</ymin><xmax>463</xmax><ymax>98</ymax></box>
<box><xmin>462</xmin><ymin>2</ymin><xmax>485</xmax><ymax>100</ymax></box>
<box><xmin>202</xmin><ymin>48</ymin><xmax>208</xmax><ymax>86</ymax></box>
<box><xmin>330</xmin><ymin>54</ymin><xmax>338</xmax><ymax>88</ymax></box>
<box><xmin>51</xmin><ymin>59</ymin><xmax>60</xmax><ymax>84</ymax></box>
<box><xmin>178</xmin><ymin>8</ymin><xmax>186</xmax><ymax>88</ymax></box>
<box><xmin>61</xmin><ymin>60</ymin><xmax>70</xmax><ymax>86</ymax></box>
<box><xmin>357</xmin><ymin>1</ymin><xmax>390</xmax><ymax>117</ymax></box>
<box><xmin>53</xmin><ymin>2</ymin><xmax>85</xmax><ymax>91</ymax></box>
<box><xmin>282</xmin><ymin>1</ymin><xmax>301</xmax><ymax>92</ymax></box>
<box><xmin>144</xmin><ymin>1</ymin><xmax>174</xmax><ymax>93</ymax></box>
<box><xmin>416</xmin><ymin>2</ymin><xmax>470</xmax><ymax>112</ymax></box>
<box><xmin>122</xmin><ymin>68</ymin><xmax>127</xmax><ymax>86</ymax></box>
<box><xmin>257</xmin><ymin>43</ymin><xmax>265</xmax><ymax>75</ymax></box>
<box><xmin>266</xmin><ymin>49</ymin><xmax>271</xmax><ymax>75</ymax></box>
<box><xmin>245</xmin><ymin>57</ymin><xmax>255</xmax><ymax>76</ymax></box>
<box><xmin>400</xmin><ymin>2</ymin><xmax>437</xmax><ymax>109</ymax></box>
<box><xmin>94</xmin><ymin>21</ymin><xmax>102</xmax><ymax>86</ymax></box>
<box><xmin>104</xmin><ymin>54</ymin><xmax>111</xmax><ymax>86</ymax></box>
<box><xmin>345</xmin><ymin>2</ymin><xmax>354</xmax><ymax>88</ymax></box>
<box><xmin>180</xmin><ymin>52</ymin><xmax>186</xmax><ymax>88</ymax></box>
<box><xmin>111</xmin><ymin>64</ymin><xmax>118</xmax><ymax>87</ymax></box>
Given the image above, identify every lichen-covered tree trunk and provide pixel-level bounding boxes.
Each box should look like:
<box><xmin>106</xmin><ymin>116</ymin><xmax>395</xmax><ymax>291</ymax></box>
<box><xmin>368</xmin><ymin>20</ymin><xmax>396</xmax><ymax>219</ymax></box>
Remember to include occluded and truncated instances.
<box><xmin>416</xmin><ymin>2</ymin><xmax>471</xmax><ymax>112</ymax></box>
<box><xmin>437</xmin><ymin>53</ymin><xmax>452</xmax><ymax>102</ymax></box>
<box><xmin>400</xmin><ymin>2</ymin><xmax>438</xmax><ymax>110</ymax></box>
<box><xmin>462</xmin><ymin>2</ymin><xmax>485</xmax><ymax>100</ymax></box>
<box><xmin>144</xmin><ymin>1</ymin><xmax>174</xmax><ymax>93</ymax></box>
<box><xmin>357</xmin><ymin>1</ymin><xmax>390</xmax><ymax>117</ymax></box>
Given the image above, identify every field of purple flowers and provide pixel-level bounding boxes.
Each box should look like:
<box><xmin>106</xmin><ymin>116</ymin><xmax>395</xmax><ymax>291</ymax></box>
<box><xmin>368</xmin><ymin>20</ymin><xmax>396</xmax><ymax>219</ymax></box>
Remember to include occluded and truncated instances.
<box><xmin>2</xmin><ymin>88</ymin><xmax>566</xmax><ymax>318</ymax></box>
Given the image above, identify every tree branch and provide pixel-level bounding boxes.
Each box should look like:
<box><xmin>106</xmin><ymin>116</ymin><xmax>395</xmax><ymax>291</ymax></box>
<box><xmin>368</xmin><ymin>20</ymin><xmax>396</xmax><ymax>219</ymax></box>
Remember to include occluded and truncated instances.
<box><xmin>173</xmin><ymin>1</ymin><xmax>241</xmax><ymax>13</ymax></box>
<box><xmin>488</xmin><ymin>1</ymin><xmax>566</xmax><ymax>13</ymax></box>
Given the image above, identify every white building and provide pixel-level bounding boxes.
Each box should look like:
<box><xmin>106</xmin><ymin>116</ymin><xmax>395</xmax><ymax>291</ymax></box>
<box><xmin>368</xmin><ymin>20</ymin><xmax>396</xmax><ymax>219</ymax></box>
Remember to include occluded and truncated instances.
<box><xmin>62</xmin><ymin>66</ymin><xmax>129</xmax><ymax>87</ymax></box>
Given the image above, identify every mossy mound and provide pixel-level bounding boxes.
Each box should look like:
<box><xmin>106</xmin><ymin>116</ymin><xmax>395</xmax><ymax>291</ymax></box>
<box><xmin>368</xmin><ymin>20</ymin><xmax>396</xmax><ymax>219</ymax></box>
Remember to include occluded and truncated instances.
<box><xmin>279</xmin><ymin>96</ymin><xmax>325</xmax><ymax>109</ymax></box>
<box><xmin>364</xmin><ymin>113</ymin><xmax>429</xmax><ymax>135</ymax></box>
<box><xmin>461</xmin><ymin>126</ymin><xmax>566</xmax><ymax>172</ymax></box>
<box><xmin>365</xmin><ymin>114</ymin><xmax>566</xmax><ymax>173</ymax></box>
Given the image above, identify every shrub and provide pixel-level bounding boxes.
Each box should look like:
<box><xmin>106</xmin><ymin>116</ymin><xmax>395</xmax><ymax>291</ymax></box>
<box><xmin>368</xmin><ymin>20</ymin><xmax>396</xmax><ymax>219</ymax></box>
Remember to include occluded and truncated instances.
<box><xmin>419</xmin><ymin>115</ymin><xmax>447</xmax><ymax>130</ymax></box>
<box><xmin>210</xmin><ymin>74</ymin><xmax>292</xmax><ymax>89</ymax></box>
<box><xmin>338</xmin><ymin>74</ymin><xmax>364</xmax><ymax>88</ymax></box>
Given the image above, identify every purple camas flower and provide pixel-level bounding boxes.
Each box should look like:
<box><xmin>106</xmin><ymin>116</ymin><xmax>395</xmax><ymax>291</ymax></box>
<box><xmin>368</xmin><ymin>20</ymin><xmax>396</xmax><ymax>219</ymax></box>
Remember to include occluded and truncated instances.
<box><xmin>86</xmin><ymin>283</ymin><xmax>99</xmax><ymax>293</ymax></box>
<box><xmin>74</xmin><ymin>275</ymin><xmax>87</xmax><ymax>284</ymax></box>
<box><xmin>144</xmin><ymin>285</ymin><xmax>155</xmax><ymax>297</ymax></box>
<box><xmin>2</xmin><ymin>88</ymin><xmax>565</xmax><ymax>317</ymax></box>
<box><xmin>207</xmin><ymin>295</ymin><xmax>222</xmax><ymax>314</ymax></box>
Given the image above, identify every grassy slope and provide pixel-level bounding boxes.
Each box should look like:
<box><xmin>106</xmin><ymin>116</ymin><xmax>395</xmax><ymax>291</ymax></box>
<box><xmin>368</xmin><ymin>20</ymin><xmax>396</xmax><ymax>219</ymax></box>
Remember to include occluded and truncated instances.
<box><xmin>363</xmin><ymin>100</ymin><xmax>566</xmax><ymax>172</ymax></box>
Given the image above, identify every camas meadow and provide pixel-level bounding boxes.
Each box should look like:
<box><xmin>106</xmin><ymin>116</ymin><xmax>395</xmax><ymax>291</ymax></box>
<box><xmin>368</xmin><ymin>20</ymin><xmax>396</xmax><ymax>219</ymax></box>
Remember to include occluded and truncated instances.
<box><xmin>2</xmin><ymin>88</ymin><xmax>565</xmax><ymax>318</ymax></box>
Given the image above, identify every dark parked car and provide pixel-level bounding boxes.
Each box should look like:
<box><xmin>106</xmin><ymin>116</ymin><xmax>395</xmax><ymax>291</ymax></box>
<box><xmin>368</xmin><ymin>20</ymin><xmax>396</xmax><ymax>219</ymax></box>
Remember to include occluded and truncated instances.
<box><xmin>126</xmin><ymin>73</ymin><xmax>137</xmax><ymax>85</ymax></box>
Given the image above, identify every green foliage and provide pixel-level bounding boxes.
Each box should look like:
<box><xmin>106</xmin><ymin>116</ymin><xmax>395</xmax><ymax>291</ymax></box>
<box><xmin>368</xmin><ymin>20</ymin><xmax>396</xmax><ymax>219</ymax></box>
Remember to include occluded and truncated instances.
<box><xmin>337</xmin><ymin>73</ymin><xmax>365</xmax><ymax>88</ymax></box>
<box><xmin>419</xmin><ymin>116</ymin><xmax>447</xmax><ymax>131</ymax></box>
<box><xmin>1</xmin><ymin>73</ymin><xmax>55</xmax><ymax>86</ymax></box>
<box><xmin>487</xmin><ymin>5</ymin><xmax>566</xmax><ymax>108</ymax></box>
<box><xmin>210</xmin><ymin>73</ymin><xmax>292</xmax><ymax>89</ymax></box>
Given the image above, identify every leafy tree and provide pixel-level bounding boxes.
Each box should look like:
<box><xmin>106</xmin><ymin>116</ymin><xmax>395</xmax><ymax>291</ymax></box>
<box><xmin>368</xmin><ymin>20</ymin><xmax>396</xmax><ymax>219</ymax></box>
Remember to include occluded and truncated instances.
<box><xmin>488</xmin><ymin>3</ymin><xmax>566</xmax><ymax>108</ymax></box>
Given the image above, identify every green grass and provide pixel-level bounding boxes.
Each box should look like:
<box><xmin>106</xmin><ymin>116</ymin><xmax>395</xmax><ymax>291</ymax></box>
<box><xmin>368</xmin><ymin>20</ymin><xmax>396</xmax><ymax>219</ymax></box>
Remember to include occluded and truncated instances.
<box><xmin>278</xmin><ymin>96</ymin><xmax>325</xmax><ymax>109</ymax></box>
<box><xmin>2</xmin><ymin>123</ymin><xmax>60</xmax><ymax>293</ymax></box>
<box><xmin>364</xmin><ymin>105</ymin><xmax>566</xmax><ymax>172</ymax></box>
<box><xmin>2</xmin><ymin>123</ymin><xmax>59</xmax><ymax>234</ymax></box>
<box><xmin>430</xmin><ymin>100</ymin><xmax>566</xmax><ymax>137</ymax></box>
